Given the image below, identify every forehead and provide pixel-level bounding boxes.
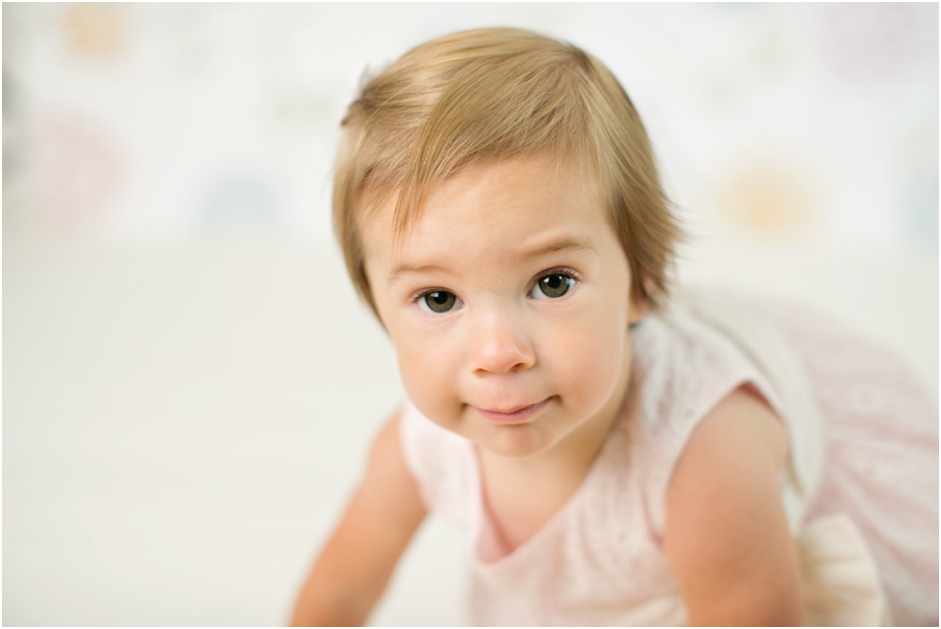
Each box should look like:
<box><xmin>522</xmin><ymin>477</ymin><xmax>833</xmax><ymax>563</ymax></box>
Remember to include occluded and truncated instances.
<box><xmin>360</xmin><ymin>154</ymin><xmax>609</xmax><ymax>264</ymax></box>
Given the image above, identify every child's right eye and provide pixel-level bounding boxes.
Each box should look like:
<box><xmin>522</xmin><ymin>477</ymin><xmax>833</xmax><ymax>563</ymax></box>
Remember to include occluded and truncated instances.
<box><xmin>417</xmin><ymin>290</ymin><xmax>461</xmax><ymax>314</ymax></box>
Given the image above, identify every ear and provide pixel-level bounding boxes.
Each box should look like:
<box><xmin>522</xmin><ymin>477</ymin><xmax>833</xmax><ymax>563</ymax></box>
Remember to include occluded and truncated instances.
<box><xmin>628</xmin><ymin>274</ymin><xmax>650</xmax><ymax>325</ymax></box>
<box><xmin>628</xmin><ymin>294</ymin><xmax>648</xmax><ymax>325</ymax></box>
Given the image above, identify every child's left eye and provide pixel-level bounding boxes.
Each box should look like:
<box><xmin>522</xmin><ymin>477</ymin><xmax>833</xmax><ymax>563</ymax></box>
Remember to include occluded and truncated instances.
<box><xmin>530</xmin><ymin>273</ymin><xmax>576</xmax><ymax>299</ymax></box>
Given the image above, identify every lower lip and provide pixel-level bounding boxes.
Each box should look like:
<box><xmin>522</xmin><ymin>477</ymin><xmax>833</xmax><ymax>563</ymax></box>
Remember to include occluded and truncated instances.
<box><xmin>476</xmin><ymin>398</ymin><xmax>552</xmax><ymax>424</ymax></box>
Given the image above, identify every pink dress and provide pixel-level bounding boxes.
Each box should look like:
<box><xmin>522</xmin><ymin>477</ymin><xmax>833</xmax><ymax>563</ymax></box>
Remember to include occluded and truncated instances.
<box><xmin>399</xmin><ymin>288</ymin><xmax>939</xmax><ymax>626</ymax></box>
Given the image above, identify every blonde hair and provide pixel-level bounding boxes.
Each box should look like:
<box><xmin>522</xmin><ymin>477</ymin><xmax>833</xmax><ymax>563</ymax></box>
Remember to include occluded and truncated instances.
<box><xmin>333</xmin><ymin>27</ymin><xmax>682</xmax><ymax>318</ymax></box>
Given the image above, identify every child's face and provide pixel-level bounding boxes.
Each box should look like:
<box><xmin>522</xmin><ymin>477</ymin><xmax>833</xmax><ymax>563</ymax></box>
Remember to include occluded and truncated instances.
<box><xmin>362</xmin><ymin>155</ymin><xmax>645</xmax><ymax>459</ymax></box>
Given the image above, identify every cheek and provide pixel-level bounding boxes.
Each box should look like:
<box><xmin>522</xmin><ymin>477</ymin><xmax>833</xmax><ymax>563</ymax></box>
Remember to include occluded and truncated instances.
<box><xmin>392</xmin><ymin>326</ymin><xmax>464</xmax><ymax>415</ymax></box>
<box><xmin>560</xmin><ymin>324</ymin><xmax>627</xmax><ymax>400</ymax></box>
<box><xmin>544</xmin><ymin>294</ymin><xmax>631</xmax><ymax>408</ymax></box>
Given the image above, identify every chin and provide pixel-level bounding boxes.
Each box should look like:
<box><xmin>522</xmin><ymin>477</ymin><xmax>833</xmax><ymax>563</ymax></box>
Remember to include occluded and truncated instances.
<box><xmin>479</xmin><ymin>423</ymin><xmax>557</xmax><ymax>458</ymax></box>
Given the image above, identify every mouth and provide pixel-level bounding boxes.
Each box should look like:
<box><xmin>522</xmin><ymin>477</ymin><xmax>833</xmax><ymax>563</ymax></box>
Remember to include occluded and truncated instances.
<box><xmin>475</xmin><ymin>397</ymin><xmax>553</xmax><ymax>424</ymax></box>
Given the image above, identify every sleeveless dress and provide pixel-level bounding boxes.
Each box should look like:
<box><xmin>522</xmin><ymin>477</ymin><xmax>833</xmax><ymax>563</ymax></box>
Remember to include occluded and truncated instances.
<box><xmin>398</xmin><ymin>288</ymin><xmax>939</xmax><ymax>626</ymax></box>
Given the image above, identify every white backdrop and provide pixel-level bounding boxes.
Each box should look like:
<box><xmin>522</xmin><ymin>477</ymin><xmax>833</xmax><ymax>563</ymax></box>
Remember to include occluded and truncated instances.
<box><xmin>3</xmin><ymin>3</ymin><xmax>938</xmax><ymax>625</ymax></box>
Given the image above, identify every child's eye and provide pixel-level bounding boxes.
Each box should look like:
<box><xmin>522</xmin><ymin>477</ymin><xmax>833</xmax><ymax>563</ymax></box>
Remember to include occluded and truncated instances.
<box><xmin>531</xmin><ymin>273</ymin><xmax>576</xmax><ymax>299</ymax></box>
<box><xmin>417</xmin><ymin>290</ymin><xmax>462</xmax><ymax>314</ymax></box>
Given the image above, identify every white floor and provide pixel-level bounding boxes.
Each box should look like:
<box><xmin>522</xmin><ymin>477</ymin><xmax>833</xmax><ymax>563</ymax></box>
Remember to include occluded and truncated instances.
<box><xmin>4</xmin><ymin>236</ymin><xmax>937</xmax><ymax>626</ymax></box>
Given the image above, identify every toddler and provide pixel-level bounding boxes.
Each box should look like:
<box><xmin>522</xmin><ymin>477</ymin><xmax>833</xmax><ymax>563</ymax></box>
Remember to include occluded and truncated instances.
<box><xmin>291</xmin><ymin>28</ymin><xmax>938</xmax><ymax>626</ymax></box>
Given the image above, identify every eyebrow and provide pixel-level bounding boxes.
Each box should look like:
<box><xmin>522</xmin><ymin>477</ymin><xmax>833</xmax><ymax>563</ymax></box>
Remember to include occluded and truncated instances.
<box><xmin>519</xmin><ymin>237</ymin><xmax>598</xmax><ymax>262</ymax></box>
<box><xmin>388</xmin><ymin>237</ymin><xmax>598</xmax><ymax>283</ymax></box>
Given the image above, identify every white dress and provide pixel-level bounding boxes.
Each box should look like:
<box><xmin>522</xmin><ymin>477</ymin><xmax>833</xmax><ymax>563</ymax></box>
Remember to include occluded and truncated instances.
<box><xmin>399</xmin><ymin>288</ymin><xmax>939</xmax><ymax>626</ymax></box>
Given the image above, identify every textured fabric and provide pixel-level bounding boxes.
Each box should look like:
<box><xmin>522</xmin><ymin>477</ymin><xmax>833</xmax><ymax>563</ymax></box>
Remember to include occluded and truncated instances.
<box><xmin>399</xmin><ymin>290</ymin><xmax>938</xmax><ymax>626</ymax></box>
<box><xmin>729</xmin><ymin>292</ymin><xmax>940</xmax><ymax>626</ymax></box>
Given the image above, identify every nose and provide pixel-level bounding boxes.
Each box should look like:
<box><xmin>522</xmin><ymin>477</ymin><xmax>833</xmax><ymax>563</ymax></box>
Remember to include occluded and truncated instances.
<box><xmin>469</xmin><ymin>311</ymin><xmax>535</xmax><ymax>376</ymax></box>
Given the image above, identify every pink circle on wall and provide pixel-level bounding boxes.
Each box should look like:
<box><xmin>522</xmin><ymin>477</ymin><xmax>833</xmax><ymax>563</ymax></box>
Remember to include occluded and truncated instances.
<box><xmin>818</xmin><ymin>4</ymin><xmax>934</xmax><ymax>84</ymax></box>
<box><xmin>28</xmin><ymin>113</ymin><xmax>122</xmax><ymax>235</ymax></box>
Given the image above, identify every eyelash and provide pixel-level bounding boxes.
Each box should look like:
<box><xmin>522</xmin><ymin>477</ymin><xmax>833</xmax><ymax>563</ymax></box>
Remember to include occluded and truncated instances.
<box><xmin>536</xmin><ymin>266</ymin><xmax>582</xmax><ymax>288</ymax></box>
<box><xmin>410</xmin><ymin>286</ymin><xmax>449</xmax><ymax>303</ymax></box>
<box><xmin>408</xmin><ymin>267</ymin><xmax>582</xmax><ymax>306</ymax></box>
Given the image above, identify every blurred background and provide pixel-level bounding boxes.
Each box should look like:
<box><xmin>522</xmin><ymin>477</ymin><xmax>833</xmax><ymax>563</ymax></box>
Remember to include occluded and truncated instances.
<box><xmin>3</xmin><ymin>3</ymin><xmax>937</xmax><ymax>625</ymax></box>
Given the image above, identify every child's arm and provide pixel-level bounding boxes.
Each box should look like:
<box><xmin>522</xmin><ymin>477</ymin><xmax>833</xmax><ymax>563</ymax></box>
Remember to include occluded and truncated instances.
<box><xmin>663</xmin><ymin>386</ymin><xmax>803</xmax><ymax>626</ymax></box>
<box><xmin>290</xmin><ymin>409</ymin><xmax>427</xmax><ymax>626</ymax></box>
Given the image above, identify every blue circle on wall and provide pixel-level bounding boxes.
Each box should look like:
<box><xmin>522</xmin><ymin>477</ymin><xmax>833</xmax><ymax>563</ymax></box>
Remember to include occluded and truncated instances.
<box><xmin>902</xmin><ymin>170</ymin><xmax>939</xmax><ymax>250</ymax></box>
<box><xmin>200</xmin><ymin>175</ymin><xmax>281</xmax><ymax>236</ymax></box>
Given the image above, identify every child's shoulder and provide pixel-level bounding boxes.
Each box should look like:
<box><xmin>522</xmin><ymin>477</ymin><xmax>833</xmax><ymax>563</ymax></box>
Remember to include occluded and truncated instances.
<box><xmin>630</xmin><ymin>287</ymin><xmax>826</xmax><ymax>530</ymax></box>
<box><xmin>630</xmin><ymin>290</ymin><xmax>787</xmax><ymax>439</ymax></box>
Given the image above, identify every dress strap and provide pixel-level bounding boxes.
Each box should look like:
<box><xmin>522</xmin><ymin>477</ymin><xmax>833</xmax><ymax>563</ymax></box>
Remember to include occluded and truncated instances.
<box><xmin>679</xmin><ymin>287</ymin><xmax>825</xmax><ymax>529</ymax></box>
<box><xmin>399</xmin><ymin>401</ymin><xmax>476</xmax><ymax>527</ymax></box>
